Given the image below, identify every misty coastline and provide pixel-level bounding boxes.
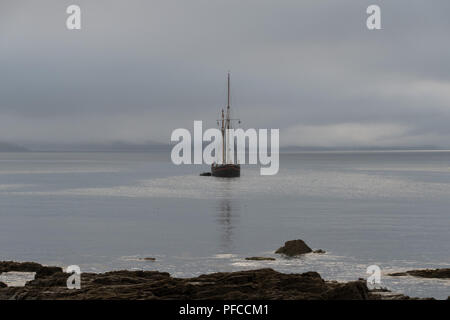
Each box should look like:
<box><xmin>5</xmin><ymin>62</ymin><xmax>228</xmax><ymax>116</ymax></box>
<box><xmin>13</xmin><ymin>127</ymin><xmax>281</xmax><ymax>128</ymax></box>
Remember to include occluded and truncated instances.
<box><xmin>1</xmin><ymin>140</ymin><xmax>448</xmax><ymax>153</ymax></box>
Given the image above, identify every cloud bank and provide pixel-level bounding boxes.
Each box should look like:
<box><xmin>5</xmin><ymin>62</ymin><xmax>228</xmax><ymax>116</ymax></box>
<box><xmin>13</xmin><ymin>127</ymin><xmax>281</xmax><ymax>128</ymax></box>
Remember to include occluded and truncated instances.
<box><xmin>1</xmin><ymin>0</ymin><xmax>450</xmax><ymax>148</ymax></box>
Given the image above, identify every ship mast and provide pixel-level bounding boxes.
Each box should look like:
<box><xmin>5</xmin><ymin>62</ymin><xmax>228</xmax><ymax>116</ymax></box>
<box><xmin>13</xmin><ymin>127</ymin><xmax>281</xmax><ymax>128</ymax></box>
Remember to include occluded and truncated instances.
<box><xmin>219</xmin><ymin>72</ymin><xmax>232</xmax><ymax>165</ymax></box>
<box><xmin>227</xmin><ymin>72</ymin><xmax>231</xmax><ymax>110</ymax></box>
<box><xmin>221</xmin><ymin>108</ymin><xmax>225</xmax><ymax>164</ymax></box>
<box><xmin>226</xmin><ymin>72</ymin><xmax>231</xmax><ymax>164</ymax></box>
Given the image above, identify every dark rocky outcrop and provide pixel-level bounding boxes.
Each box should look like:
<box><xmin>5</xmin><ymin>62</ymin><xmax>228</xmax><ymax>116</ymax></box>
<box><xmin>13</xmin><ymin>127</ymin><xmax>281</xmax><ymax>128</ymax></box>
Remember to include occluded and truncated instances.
<box><xmin>313</xmin><ymin>249</ymin><xmax>326</xmax><ymax>254</ymax></box>
<box><xmin>389</xmin><ymin>268</ymin><xmax>450</xmax><ymax>279</ymax></box>
<box><xmin>0</xmin><ymin>282</ymin><xmax>7</xmax><ymax>288</ymax></box>
<box><xmin>275</xmin><ymin>240</ymin><xmax>312</xmax><ymax>256</ymax></box>
<box><xmin>200</xmin><ymin>172</ymin><xmax>211</xmax><ymax>176</ymax></box>
<box><xmin>0</xmin><ymin>261</ymin><xmax>62</xmax><ymax>279</ymax></box>
<box><xmin>323</xmin><ymin>280</ymin><xmax>369</xmax><ymax>300</ymax></box>
<box><xmin>0</xmin><ymin>261</ymin><xmax>427</xmax><ymax>300</ymax></box>
<box><xmin>0</xmin><ymin>261</ymin><xmax>399</xmax><ymax>300</ymax></box>
<box><xmin>245</xmin><ymin>257</ymin><xmax>276</xmax><ymax>261</ymax></box>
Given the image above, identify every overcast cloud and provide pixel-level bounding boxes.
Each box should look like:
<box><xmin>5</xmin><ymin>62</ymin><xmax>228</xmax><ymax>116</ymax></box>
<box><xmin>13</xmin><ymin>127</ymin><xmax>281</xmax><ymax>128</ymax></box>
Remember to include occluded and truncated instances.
<box><xmin>1</xmin><ymin>0</ymin><xmax>450</xmax><ymax>147</ymax></box>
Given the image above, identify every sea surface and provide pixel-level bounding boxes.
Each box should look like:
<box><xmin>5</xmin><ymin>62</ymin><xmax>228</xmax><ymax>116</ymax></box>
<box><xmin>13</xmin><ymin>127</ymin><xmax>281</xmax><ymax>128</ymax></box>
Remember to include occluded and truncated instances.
<box><xmin>0</xmin><ymin>151</ymin><xmax>449</xmax><ymax>299</ymax></box>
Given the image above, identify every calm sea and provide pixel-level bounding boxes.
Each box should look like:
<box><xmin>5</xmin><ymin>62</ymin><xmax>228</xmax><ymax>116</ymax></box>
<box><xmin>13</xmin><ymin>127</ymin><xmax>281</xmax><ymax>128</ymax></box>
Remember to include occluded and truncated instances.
<box><xmin>0</xmin><ymin>151</ymin><xmax>449</xmax><ymax>299</ymax></box>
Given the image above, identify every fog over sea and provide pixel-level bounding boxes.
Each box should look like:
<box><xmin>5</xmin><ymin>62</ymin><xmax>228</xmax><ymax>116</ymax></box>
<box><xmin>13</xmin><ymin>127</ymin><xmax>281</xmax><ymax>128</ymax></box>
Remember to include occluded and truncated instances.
<box><xmin>0</xmin><ymin>151</ymin><xmax>449</xmax><ymax>299</ymax></box>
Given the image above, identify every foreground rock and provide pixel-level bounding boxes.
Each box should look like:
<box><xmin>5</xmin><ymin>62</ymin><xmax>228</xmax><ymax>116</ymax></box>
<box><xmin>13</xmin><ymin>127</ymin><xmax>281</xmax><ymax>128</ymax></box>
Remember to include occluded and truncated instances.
<box><xmin>389</xmin><ymin>268</ymin><xmax>450</xmax><ymax>279</ymax></box>
<box><xmin>275</xmin><ymin>240</ymin><xmax>312</xmax><ymax>256</ymax></box>
<box><xmin>0</xmin><ymin>262</ymin><xmax>422</xmax><ymax>300</ymax></box>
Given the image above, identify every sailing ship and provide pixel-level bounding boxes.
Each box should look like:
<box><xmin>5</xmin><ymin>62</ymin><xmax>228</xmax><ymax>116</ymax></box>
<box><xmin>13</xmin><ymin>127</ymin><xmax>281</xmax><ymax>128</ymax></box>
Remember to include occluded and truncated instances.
<box><xmin>211</xmin><ymin>73</ymin><xmax>241</xmax><ymax>178</ymax></box>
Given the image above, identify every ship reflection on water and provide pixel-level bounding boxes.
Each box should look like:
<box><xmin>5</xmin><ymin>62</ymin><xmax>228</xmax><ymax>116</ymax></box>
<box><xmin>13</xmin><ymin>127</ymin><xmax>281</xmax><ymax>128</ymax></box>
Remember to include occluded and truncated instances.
<box><xmin>215</xmin><ymin>197</ymin><xmax>240</xmax><ymax>253</ymax></box>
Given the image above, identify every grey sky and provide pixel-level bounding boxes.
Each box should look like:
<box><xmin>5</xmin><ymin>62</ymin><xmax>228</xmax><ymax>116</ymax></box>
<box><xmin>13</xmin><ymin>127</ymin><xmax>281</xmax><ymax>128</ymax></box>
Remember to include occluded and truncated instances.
<box><xmin>1</xmin><ymin>0</ymin><xmax>450</xmax><ymax>147</ymax></box>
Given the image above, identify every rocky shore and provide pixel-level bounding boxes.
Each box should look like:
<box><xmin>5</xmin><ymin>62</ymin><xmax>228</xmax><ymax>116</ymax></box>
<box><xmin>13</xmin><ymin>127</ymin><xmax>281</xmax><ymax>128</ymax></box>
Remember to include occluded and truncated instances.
<box><xmin>1</xmin><ymin>242</ymin><xmax>445</xmax><ymax>300</ymax></box>
<box><xmin>0</xmin><ymin>261</ymin><xmax>422</xmax><ymax>300</ymax></box>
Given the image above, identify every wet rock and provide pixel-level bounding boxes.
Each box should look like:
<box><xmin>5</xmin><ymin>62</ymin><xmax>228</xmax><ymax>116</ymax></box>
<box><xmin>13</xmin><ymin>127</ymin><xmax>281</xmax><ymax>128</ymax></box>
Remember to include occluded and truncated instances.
<box><xmin>139</xmin><ymin>257</ymin><xmax>156</xmax><ymax>261</ymax></box>
<box><xmin>389</xmin><ymin>272</ymin><xmax>408</xmax><ymax>276</ymax></box>
<box><xmin>0</xmin><ymin>261</ymin><xmax>62</xmax><ymax>279</ymax></box>
<box><xmin>0</xmin><ymin>282</ymin><xmax>7</xmax><ymax>288</ymax></box>
<box><xmin>275</xmin><ymin>240</ymin><xmax>312</xmax><ymax>256</ymax></box>
<box><xmin>389</xmin><ymin>268</ymin><xmax>450</xmax><ymax>279</ymax></box>
<box><xmin>370</xmin><ymin>287</ymin><xmax>391</xmax><ymax>293</ymax></box>
<box><xmin>313</xmin><ymin>249</ymin><xmax>326</xmax><ymax>254</ymax></box>
<box><xmin>245</xmin><ymin>257</ymin><xmax>276</xmax><ymax>261</ymax></box>
<box><xmin>200</xmin><ymin>172</ymin><xmax>211</xmax><ymax>176</ymax></box>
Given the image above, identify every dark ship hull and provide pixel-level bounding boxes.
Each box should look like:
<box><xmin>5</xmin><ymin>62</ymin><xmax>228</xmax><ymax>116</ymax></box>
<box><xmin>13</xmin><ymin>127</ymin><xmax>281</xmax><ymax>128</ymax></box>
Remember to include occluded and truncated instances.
<box><xmin>211</xmin><ymin>164</ymin><xmax>240</xmax><ymax>178</ymax></box>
